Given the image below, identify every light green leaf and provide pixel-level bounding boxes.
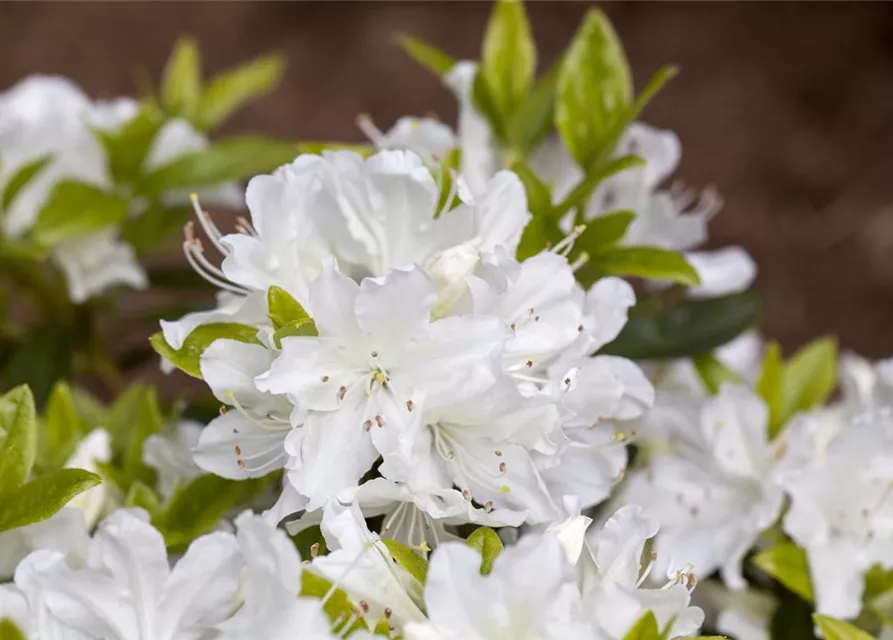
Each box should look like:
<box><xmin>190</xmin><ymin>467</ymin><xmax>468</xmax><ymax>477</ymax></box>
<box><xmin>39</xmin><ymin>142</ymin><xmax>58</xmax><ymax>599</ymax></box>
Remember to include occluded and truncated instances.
<box><xmin>139</xmin><ymin>136</ymin><xmax>299</xmax><ymax>197</ymax></box>
<box><xmin>149</xmin><ymin>322</ymin><xmax>262</xmax><ymax>379</ymax></box>
<box><xmin>753</xmin><ymin>543</ymin><xmax>814</xmax><ymax>602</ymax></box>
<box><xmin>781</xmin><ymin>337</ymin><xmax>837</xmax><ymax>422</ymax></box>
<box><xmin>812</xmin><ymin>615</ymin><xmax>873</xmax><ymax>640</ymax></box>
<box><xmin>550</xmin><ymin>154</ymin><xmax>645</xmax><ymax>219</ymax></box>
<box><xmin>120</xmin><ymin>203</ymin><xmax>192</xmax><ymax>255</ymax></box>
<box><xmin>757</xmin><ymin>341</ymin><xmax>784</xmax><ymax>438</ymax></box>
<box><xmin>1</xmin><ymin>155</ymin><xmax>51</xmax><ymax>212</ymax></box>
<box><xmin>267</xmin><ymin>285</ymin><xmax>314</xmax><ymax>331</ymax></box>
<box><xmin>124</xmin><ymin>480</ymin><xmax>162</xmax><ymax>516</ymax></box>
<box><xmin>516</xmin><ymin>211</ymin><xmax>565</xmax><ymax>261</ymax></box>
<box><xmin>472</xmin><ymin>69</ymin><xmax>508</xmax><ymax>143</ymax></box>
<box><xmin>161</xmin><ymin>36</ymin><xmax>202</xmax><ymax>118</ymax></box>
<box><xmin>94</xmin><ymin>105</ymin><xmax>163</xmax><ymax>185</ymax></box>
<box><xmin>29</xmin><ymin>181</ymin><xmax>129</xmax><ymax>247</ymax></box>
<box><xmin>600</xmin><ymin>292</ymin><xmax>762</xmax><ymax>360</ymax></box>
<box><xmin>505</xmin><ymin>60</ymin><xmax>559</xmax><ymax>155</ymax></box>
<box><xmin>198</xmin><ymin>54</ymin><xmax>285</xmax><ymax>131</ymax></box>
<box><xmin>0</xmin><ymin>385</ymin><xmax>37</xmax><ymax>496</ymax></box>
<box><xmin>581</xmin><ymin>246</ymin><xmax>700</xmax><ymax>288</ymax></box>
<box><xmin>98</xmin><ymin>384</ymin><xmax>163</xmax><ymax>493</ymax></box>
<box><xmin>0</xmin><ymin>618</ymin><xmax>27</xmax><ymax>640</ymax></box>
<box><xmin>0</xmin><ymin>468</ymin><xmax>101</xmax><ymax>533</ymax></box>
<box><xmin>396</xmin><ymin>34</ymin><xmax>456</xmax><ymax>77</ymax></box>
<box><xmin>576</xmin><ymin>210</ymin><xmax>635</xmax><ymax>251</ymax></box>
<box><xmin>301</xmin><ymin>571</ymin><xmax>369</xmax><ymax>632</ymax></box>
<box><xmin>556</xmin><ymin>9</ymin><xmax>632</xmax><ymax>168</ymax></box>
<box><xmin>467</xmin><ymin>526</ymin><xmax>504</xmax><ymax>575</ymax></box>
<box><xmin>694</xmin><ymin>354</ymin><xmax>741</xmax><ymax>395</ymax></box>
<box><xmin>381</xmin><ymin>537</ymin><xmax>429</xmax><ymax>585</ymax></box>
<box><xmin>510</xmin><ymin>159</ymin><xmax>553</xmax><ymax>217</ymax></box>
<box><xmin>627</xmin><ymin>64</ymin><xmax>679</xmax><ymax>125</ymax></box>
<box><xmin>623</xmin><ymin>611</ymin><xmax>660</xmax><ymax>640</ymax></box>
<box><xmin>40</xmin><ymin>381</ymin><xmax>80</xmax><ymax>470</ymax></box>
<box><xmin>154</xmin><ymin>473</ymin><xmax>267</xmax><ymax>547</ymax></box>
<box><xmin>481</xmin><ymin>0</ymin><xmax>536</xmax><ymax>121</ymax></box>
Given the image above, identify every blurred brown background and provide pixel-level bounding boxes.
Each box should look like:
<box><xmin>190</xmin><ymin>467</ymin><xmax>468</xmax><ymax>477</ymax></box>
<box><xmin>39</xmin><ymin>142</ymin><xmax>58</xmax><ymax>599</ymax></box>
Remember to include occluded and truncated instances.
<box><xmin>2</xmin><ymin>1</ymin><xmax>893</xmax><ymax>357</ymax></box>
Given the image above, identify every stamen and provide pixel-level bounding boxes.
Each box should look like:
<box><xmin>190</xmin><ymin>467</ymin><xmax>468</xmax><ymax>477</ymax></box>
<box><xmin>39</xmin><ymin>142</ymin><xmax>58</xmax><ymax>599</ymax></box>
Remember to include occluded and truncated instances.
<box><xmin>437</xmin><ymin>168</ymin><xmax>460</xmax><ymax>217</ymax></box>
<box><xmin>356</xmin><ymin>114</ymin><xmax>386</xmax><ymax>146</ymax></box>
<box><xmin>551</xmin><ymin>224</ymin><xmax>586</xmax><ymax>257</ymax></box>
<box><xmin>190</xmin><ymin>193</ymin><xmax>230</xmax><ymax>255</ymax></box>
<box><xmin>570</xmin><ymin>251</ymin><xmax>590</xmax><ymax>272</ymax></box>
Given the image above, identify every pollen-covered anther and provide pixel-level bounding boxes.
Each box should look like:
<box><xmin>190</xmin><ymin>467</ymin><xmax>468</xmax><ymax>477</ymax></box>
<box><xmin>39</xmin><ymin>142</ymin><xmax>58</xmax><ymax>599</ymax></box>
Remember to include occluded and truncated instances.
<box><xmin>525</xmin><ymin>360</ymin><xmax>534</xmax><ymax>368</ymax></box>
<box><xmin>321</xmin><ymin>375</ymin><xmax>329</xmax><ymax>383</ymax></box>
<box><xmin>364</xmin><ymin>419</ymin><xmax>373</xmax><ymax>431</ymax></box>
<box><xmin>234</xmin><ymin>445</ymin><xmax>242</xmax><ymax>455</ymax></box>
<box><xmin>577</xmin><ymin>324</ymin><xmax>584</xmax><ymax>333</ymax></box>
<box><xmin>384</xmin><ymin>608</ymin><xmax>392</xmax><ymax>619</ymax></box>
<box><xmin>650</xmin><ymin>550</ymin><xmax>658</xmax><ymax>561</ymax></box>
<box><xmin>462</xmin><ymin>489</ymin><xmax>471</xmax><ymax>500</ymax></box>
<box><xmin>484</xmin><ymin>501</ymin><xmax>494</xmax><ymax>512</ymax></box>
<box><xmin>564</xmin><ymin>377</ymin><xmax>571</xmax><ymax>385</ymax></box>
<box><xmin>375</xmin><ymin>414</ymin><xmax>384</xmax><ymax>428</ymax></box>
<box><xmin>219</xmin><ymin>405</ymin><xmax>228</xmax><ymax>415</ymax></box>
<box><xmin>371</xmin><ymin>351</ymin><xmax>378</xmax><ymax>358</ymax></box>
<box><xmin>406</xmin><ymin>399</ymin><xmax>414</xmax><ymax>412</ymax></box>
<box><xmin>510</xmin><ymin>323</ymin><xmax>516</xmax><ymax>331</ymax></box>
<box><xmin>498</xmin><ymin>462</ymin><xmax>506</xmax><ymax>473</ymax></box>
<box><xmin>338</xmin><ymin>386</ymin><xmax>347</xmax><ymax>400</ymax></box>
<box><xmin>494</xmin><ymin>449</ymin><xmax>502</xmax><ymax>457</ymax></box>
<box><xmin>359</xmin><ymin>600</ymin><xmax>369</xmax><ymax>614</ymax></box>
<box><xmin>237</xmin><ymin>459</ymin><xmax>246</xmax><ymax>469</ymax></box>
<box><xmin>688</xmin><ymin>573</ymin><xmax>697</xmax><ymax>588</ymax></box>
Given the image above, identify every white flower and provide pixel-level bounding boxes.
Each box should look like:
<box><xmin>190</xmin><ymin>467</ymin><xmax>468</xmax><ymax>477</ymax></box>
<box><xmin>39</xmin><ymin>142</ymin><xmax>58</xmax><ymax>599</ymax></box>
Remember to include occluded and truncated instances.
<box><xmin>10</xmin><ymin>508</ymin><xmax>242</xmax><ymax>640</ymax></box>
<box><xmin>357</xmin><ymin>115</ymin><xmax>456</xmax><ymax>166</ymax></box>
<box><xmin>778</xmin><ymin>414</ymin><xmax>893</xmax><ymax>620</ymax></box>
<box><xmin>142</xmin><ymin>421</ymin><xmax>203</xmax><ymax>500</ymax></box>
<box><xmin>0</xmin><ymin>508</ymin><xmax>89</xmax><ymax>581</ymax></box>
<box><xmin>60</xmin><ymin>428</ymin><xmax>112</xmax><ymax>527</ymax></box>
<box><xmin>404</xmin><ymin>532</ymin><xmax>595</xmax><ymax>640</ymax></box>
<box><xmin>579</xmin><ymin>505</ymin><xmax>705</xmax><ymax>639</ymax></box>
<box><xmin>51</xmin><ymin>229</ymin><xmax>148</xmax><ymax>304</ymax></box>
<box><xmin>698</xmin><ymin>583</ymin><xmax>775</xmax><ymax>640</ymax></box>
<box><xmin>625</xmin><ymin>384</ymin><xmax>786</xmax><ymax>589</ymax></box>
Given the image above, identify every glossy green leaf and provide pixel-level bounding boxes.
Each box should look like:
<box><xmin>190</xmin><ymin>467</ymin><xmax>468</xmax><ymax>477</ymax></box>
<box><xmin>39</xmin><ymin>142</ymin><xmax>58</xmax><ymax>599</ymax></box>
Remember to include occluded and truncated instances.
<box><xmin>40</xmin><ymin>381</ymin><xmax>81</xmax><ymax>469</ymax></box>
<box><xmin>556</xmin><ymin>9</ymin><xmax>632</xmax><ymax>168</ymax></box>
<box><xmin>0</xmin><ymin>468</ymin><xmax>101</xmax><ymax>533</ymax></box>
<box><xmin>139</xmin><ymin>136</ymin><xmax>299</xmax><ymax>197</ymax></box>
<box><xmin>813</xmin><ymin>615</ymin><xmax>874</xmax><ymax>640</ymax></box>
<box><xmin>29</xmin><ymin>181</ymin><xmax>129</xmax><ymax>247</ymax></box>
<box><xmin>622</xmin><ymin>611</ymin><xmax>660</xmax><ymax>640</ymax></box>
<box><xmin>576</xmin><ymin>210</ymin><xmax>635</xmax><ymax>251</ymax></box>
<box><xmin>94</xmin><ymin>106</ymin><xmax>163</xmax><ymax>185</ymax></box>
<box><xmin>694</xmin><ymin>354</ymin><xmax>741</xmax><ymax>395</ymax></box>
<box><xmin>757</xmin><ymin>341</ymin><xmax>784</xmax><ymax>438</ymax></box>
<box><xmin>1</xmin><ymin>155</ymin><xmax>51</xmax><ymax>212</ymax></box>
<box><xmin>781</xmin><ymin>337</ymin><xmax>837</xmax><ymax>422</ymax></box>
<box><xmin>0</xmin><ymin>385</ymin><xmax>37</xmax><ymax>496</ymax></box>
<box><xmin>753</xmin><ymin>543</ymin><xmax>814</xmax><ymax>602</ymax></box>
<box><xmin>0</xmin><ymin>618</ymin><xmax>27</xmax><ymax>640</ymax></box>
<box><xmin>467</xmin><ymin>526</ymin><xmax>504</xmax><ymax>575</ymax></box>
<box><xmin>149</xmin><ymin>322</ymin><xmax>262</xmax><ymax>379</ymax></box>
<box><xmin>381</xmin><ymin>537</ymin><xmax>429</xmax><ymax>585</ymax></box>
<box><xmin>301</xmin><ymin>571</ymin><xmax>369</xmax><ymax>632</ymax></box>
<box><xmin>267</xmin><ymin>285</ymin><xmax>313</xmax><ymax>331</ymax></box>
<box><xmin>161</xmin><ymin>36</ymin><xmax>202</xmax><ymax>118</ymax></box>
<box><xmin>600</xmin><ymin>292</ymin><xmax>762</xmax><ymax>360</ymax></box>
<box><xmin>481</xmin><ymin>0</ymin><xmax>536</xmax><ymax>120</ymax></box>
<box><xmin>581</xmin><ymin>246</ymin><xmax>700</xmax><ymax>288</ymax></box>
<box><xmin>397</xmin><ymin>34</ymin><xmax>456</xmax><ymax>77</ymax></box>
<box><xmin>198</xmin><ymin>54</ymin><xmax>285</xmax><ymax>131</ymax></box>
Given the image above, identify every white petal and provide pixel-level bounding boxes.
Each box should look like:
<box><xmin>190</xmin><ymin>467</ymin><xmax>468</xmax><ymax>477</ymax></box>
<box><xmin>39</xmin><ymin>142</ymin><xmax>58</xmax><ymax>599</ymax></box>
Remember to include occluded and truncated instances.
<box><xmin>193</xmin><ymin>411</ymin><xmax>289</xmax><ymax>480</ymax></box>
<box><xmin>685</xmin><ymin>246</ymin><xmax>757</xmax><ymax>298</ymax></box>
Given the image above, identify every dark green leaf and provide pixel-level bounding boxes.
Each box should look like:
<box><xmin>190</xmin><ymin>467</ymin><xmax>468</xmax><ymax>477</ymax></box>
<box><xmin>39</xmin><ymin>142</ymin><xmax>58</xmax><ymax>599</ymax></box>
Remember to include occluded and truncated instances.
<box><xmin>556</xmin><ymin>9</ymin><xmax>632</xmax><ymax>168</ymax></box>
<box><xmin>516</xmin><ymin>213</ymin><xmax>564</xmax><ymax>261</ymax></box>
<box><xmin>0</xmin><ymin>385</ymin><xmax>37</xmax><ymax>496</ymax></box>
<box><xmin>30</xmin><ymin>182</ymin><xmax>129</xmax><ymax>247</ymax></box>
<box><xmin>576</xmin><ymin>210</ymin><xmax>635</xmax><ymax>251</ymax></box>
<box><xmin>2</xmin><ymin>327</ymin><xmax>73</xmax><ymax>408</ymax></box>
<box><xmin>0</xmin><ymin>468</ymin><xmax>101</xmax><ymax>533</ymax></box>
<box><xmin>581</xmin><ymin>246</ymin><xmax>700</xmax><ymax>288</ymax></box>
<box><xmin>138</xmin><ymin>136</ymin><xmax>299</xmax><ymax>197</ymax></box>
<box><xmin>396</xmin><ymin>34</ymin><xmax>456</xmax><ymax>77</ymax></box>
<box><xmin>466</xmin><ymin>526</ymin><xmax>503</xmax><ymax>575</ymax></box>
<box><xmin>600</xmin><ymin>292</ymin><xmax>762</xmax><ymax>360</ymax></box>
<box><xmin>94</xmin><ymin>106</ymin><xmax>164</xmax><ymax>185</ymax></box>
<box><xmin>481</xmin><ymin>0</ymin><xmax>536</xmax><ymax>120</ymax></box>
<box><xmin>813</xmin><ymin>615</ymin><xmax>873</xmax><ymax>640</ymax></box>
<box><xmin>381</xmin><ymin>537</ymin><xmax>429</xmax><ymax>584</ymax></box>
<box><xmin>694</xmin><ymin>354</ymin><xmax>741</xmax><ymax>395</ymax></box>
<box><xmin>149</xmin><ymin>322</ymin><xmax>261</xmax><ymax>379</ymax></box>
<box><xmin>770</xmin><ymin>594</ymin><xmax>818</xmax><ymax>640</ymax></box>
<box><xmin>753</xmin><ymin>542</ymin><xmax>814</xmax><ymax>602</ymax></box>
<box><xmin>1</xmin><ymin>155</ymin><xmax>51</xmax><ymax>212</ymax></box>
<box><xmin>198</xmin><ymin>54</ymin><xmax>285</xmax><ymax>131</ymax></box>
<box><xmin>161</xmin><ymin>36</ymin><xmax>202</xmax><ymax>118</ymax></box>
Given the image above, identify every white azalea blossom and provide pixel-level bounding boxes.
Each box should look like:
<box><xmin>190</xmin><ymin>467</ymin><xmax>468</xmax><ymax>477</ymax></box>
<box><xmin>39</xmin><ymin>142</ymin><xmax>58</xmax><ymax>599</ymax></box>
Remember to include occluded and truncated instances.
<box><xmin>142</xmin><ymin>421</ymin><xmax>204</xmax><ymax>499</ymax></box>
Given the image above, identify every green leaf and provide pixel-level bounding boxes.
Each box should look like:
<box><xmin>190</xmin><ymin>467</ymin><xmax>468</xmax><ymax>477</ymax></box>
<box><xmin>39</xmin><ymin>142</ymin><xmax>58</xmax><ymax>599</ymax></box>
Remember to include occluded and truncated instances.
<box><xmin>295</xmin><ymin>142</ymin><xmax>376</xmax><ymax>157</ymax></box>
<box><xmin>622</xmin><ymin>611</ymin><xmax>660</xmax><ymax>640</ymax></box>
<box><xmin>580</xmin><ymin>246</ymin><xmax>700</xmax><ymax>288</ymax></box>
<box><xmin>575</xmin><ymin>210</ymin><xmax>635</xmax><ymax>251</ymax></box>
<box><xmin>154</xmin><ymin>473</ymin><xmax>267</xmax><ymax>547</ymax></box>
<box><xmin>93</xmin><ymin>106</ymin><xmax>163</xmax><ymax>185</ymax></box>
<box><xmin>516</xmin><ymin>212</ymin><xmax>564</xmax><ymax>261</ymax></box>
<box><xmin>550</xmin><ymin>154</ymin><xmax>645</xmax><ymax>219</ymax></box>
<box><xmin>2</xmin><ymin>327</ymin><xmax>73</xmax><ymax>408</ymax></box>
<box><xmin>29</xmin><ymin>182</ymin><xmax>129</xmax><ymax>247</ymax></box>
<box><xmin>781</xmin><ymin>337</ymin><xmax>837</xmax><ymax>422</ymax></box>
<box><xmin>813</xmin><ymin>615</ymin><xmax>874</xmax><ymax>640</ymax></box>
<box><xmin>381</xmin><ymin>537</ymin><xmax>429</xmax><ymax>585</ymax></box>
<box><xmin>149</xmin><ymin>322</ymin><xmax>261</xmax><ymax>379</ymax></box>
<box><xmin>472</xmin><ymin>70</ymin><xmax>508</xmax><ymax>143</ymax></box>
<box><xmin>556</xmin><ymin>9</ymin><xmax>632</xmax><ymax>168</ymax></box>
<box><xmin>396</xmin><ymin>34</ymin><xmax>456</xmax><ymax>77</ymax></box>
<box><xmin>757</xmin><ymin>341</ymin><xmax>784</xmax><ymax>438</ymax></box>
<box><xmin>771</xmin><ymin>594</ymin><xmax>818</xmax><ymax>640</ymax></box>
<box><xmin>40</xmin><ymin>381</ymin><xmax>81</xmax><ymax>469</ymax></box>
<box><xmin>267</xmin><ymin>285</ymin><xmax>314</xmax><ymax>331</ymax></box>
<box><xmin>138</xmin><ymin>136</ymin><xmax>299</xmax><ymax>197</ymax></box>
<box><xmin>301</xmin><ymin>571</ymin><xmax>369</xmax><ymax>632</ymax></box>
<box><xmin>753</xmin><ymin>543</ymin><xmax>814</xmax><ymax>603</ymax></box>
<box><xmin>694</xmin><ymin>354</ymin><xmax>741</xmax><ymax>395</ymax></box>
<box><xmin>627</xmin><ymin>64</ymin><xmax>679</xmax><ymax>125</ymax></box>
<box><xmin>100</xmin><ymin>384</ymin><xmax>163</xmax><ymax>492</ymax></box>
<box><xmin>198</xmin><ymin>54</ymin><xmax>285</xmax><ymax>131</ymax></box>
<box><xmin>124</xmin><ymin>480</ymin><xmax>162</xmax><ymax>516</ymax></box>
<box><xmin>161</xmin><ymin>36</ymin><xmax>202</xmax><ymax>118</ymax></box>
<box><xmin>600</xmin><ymin>292</ymin><xmax>762</xmax><ymax>360</ymax></box>
<box><xmin>120</xmin><ymin>203</ymin><xmax>192</xmax><ymax>255</ymax></box>
<box><xmin>1</xmin><ymin>155</ymin><xmax>51</xmax><ymax>212</ymax></box>
<box><xmin>506</xmin><ymin>64</ymin><xmax>559</xmax><ymax>155</ymax></box>
<box><xmin>481</xmin><ymin>0</ymin><xmax>536</xmax><ymax>121</ymax></box>
<box><xmin>510</xmin><ymin>159</ymin><xmax>553</xmax><ymax>217</ymax></box>
<box><xmin>0</xmin><ymin>618</ymin><xmax>27</xmax><ymax>640</ymax></box>
<box><xmin>467</xmin><ymin>526</ymin><xmax>503</xmax><ymax>575</ymax></box>
<box><xmin>0</xmin><ymin>468</ymin><xmax>101</xmax><ymax>533</ymax></box>
<box><xmin>0</xmin><ymin>385</ymin><xmax>37</xmax><ymax>496</ymax></box>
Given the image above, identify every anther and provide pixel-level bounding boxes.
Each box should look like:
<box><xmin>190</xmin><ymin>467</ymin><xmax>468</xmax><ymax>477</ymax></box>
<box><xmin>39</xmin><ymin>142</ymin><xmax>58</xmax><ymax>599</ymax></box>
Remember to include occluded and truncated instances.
<box><xmin>234</xmin><ymin>445</ymin><xmax>242</xmax><ymax>455</ymax></box>
<box><xmin>498</xmin><ymin>462</ymin><xmax>506</xmax><ymax>473</ymax></box>
<box><xmin>338</xmin><ymin>386</ymin><xmax>347</xmax><ymax>400</ymax></box>
<box><xmin>321</xmin><ymin>375</ymin><xmax>330</xmax><ymax>383</ymax></box>
<box><xmin>375</xmin><ymin>415</ymin><xmax>384</xmax><ymax>428</ymax></box>
<box><xmin>406</xmin><ymin>400</ymin><xmax>414</xmax><ymax>412</ymax></box>
<box><xmin>364</xmin><ymin>419</ymin><xmax>373</xmax><ymax>431</ymax></box>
